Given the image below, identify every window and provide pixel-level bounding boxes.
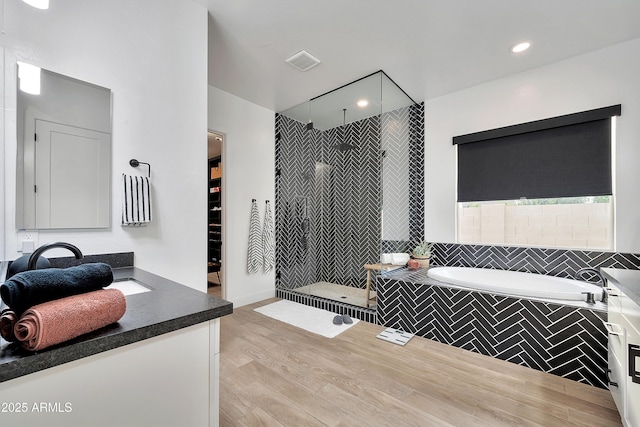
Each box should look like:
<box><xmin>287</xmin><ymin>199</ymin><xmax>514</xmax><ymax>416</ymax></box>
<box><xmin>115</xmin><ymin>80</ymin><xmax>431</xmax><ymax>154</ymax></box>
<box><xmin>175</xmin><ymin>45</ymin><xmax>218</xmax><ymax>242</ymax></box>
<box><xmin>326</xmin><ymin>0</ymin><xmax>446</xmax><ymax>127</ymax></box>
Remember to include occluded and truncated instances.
<box><xmin>457</xmin><ymin>197</ymin><xmax>613</xmax><ymax>249</ymax></box>
<box><xmin>454</xmin><ymin>105</ymin><xmax>620</xmax><ymax>250</ymax></box>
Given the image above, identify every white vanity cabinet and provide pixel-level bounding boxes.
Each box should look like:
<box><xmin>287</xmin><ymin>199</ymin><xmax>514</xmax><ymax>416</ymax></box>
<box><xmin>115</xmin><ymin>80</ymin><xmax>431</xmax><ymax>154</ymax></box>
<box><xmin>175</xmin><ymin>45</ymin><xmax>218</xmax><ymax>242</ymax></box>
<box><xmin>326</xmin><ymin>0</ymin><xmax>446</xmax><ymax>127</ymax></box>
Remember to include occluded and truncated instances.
<box><xmin>605</xmin><ymin>278</ymin><xmax>640</xmax><ymax>427</ymax></box>
<box><xmin>0</xmin><ymin>267</ymin><xmax>232</xmax><ymax>427</ymax></box>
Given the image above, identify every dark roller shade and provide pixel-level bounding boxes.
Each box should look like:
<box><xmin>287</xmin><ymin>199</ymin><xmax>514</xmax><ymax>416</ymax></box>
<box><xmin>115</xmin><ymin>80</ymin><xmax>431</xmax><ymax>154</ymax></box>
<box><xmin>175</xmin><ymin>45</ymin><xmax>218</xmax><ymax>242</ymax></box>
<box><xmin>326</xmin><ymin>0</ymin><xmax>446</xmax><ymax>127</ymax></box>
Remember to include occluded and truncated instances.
<box><xmin>455</xmin><ymin>106</ymin><xmax>619</xmax><ymax>203</ymax></box>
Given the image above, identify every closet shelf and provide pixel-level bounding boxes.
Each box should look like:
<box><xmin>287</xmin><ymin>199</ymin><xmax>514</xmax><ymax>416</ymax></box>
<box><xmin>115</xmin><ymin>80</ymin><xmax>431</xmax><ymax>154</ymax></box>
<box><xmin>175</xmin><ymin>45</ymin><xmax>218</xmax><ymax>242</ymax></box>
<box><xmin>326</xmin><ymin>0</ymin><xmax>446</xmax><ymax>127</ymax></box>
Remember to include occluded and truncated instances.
<box><xmin>208</xmin><ymin>156</ymin><xmax>223</xmax><ymax>279</ymax></box>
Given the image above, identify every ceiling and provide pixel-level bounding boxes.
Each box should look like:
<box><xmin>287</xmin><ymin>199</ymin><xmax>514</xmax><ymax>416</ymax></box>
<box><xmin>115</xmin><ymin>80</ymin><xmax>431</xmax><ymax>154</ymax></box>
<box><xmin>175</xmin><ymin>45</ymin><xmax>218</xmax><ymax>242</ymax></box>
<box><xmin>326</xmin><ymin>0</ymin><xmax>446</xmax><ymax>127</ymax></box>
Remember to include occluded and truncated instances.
<box><xmin>207</xmin><ymin>0</ymin><xmax>640</xmax><ymax>114</ymax></box>
<box><xmin>281</xmin><ymin>71</ymin><xmax>417</xmax><ymax>130</ymax></box>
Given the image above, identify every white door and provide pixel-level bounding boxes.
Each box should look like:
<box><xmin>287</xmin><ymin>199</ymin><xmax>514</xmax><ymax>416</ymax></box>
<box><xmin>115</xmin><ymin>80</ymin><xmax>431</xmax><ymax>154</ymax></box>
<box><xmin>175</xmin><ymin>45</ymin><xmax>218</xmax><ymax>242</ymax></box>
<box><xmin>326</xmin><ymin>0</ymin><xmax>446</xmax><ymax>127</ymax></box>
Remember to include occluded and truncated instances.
<box><xmin>35</xmin><ymin>120</ymin><xmax>110</xmax><ymax>228</ymax></box>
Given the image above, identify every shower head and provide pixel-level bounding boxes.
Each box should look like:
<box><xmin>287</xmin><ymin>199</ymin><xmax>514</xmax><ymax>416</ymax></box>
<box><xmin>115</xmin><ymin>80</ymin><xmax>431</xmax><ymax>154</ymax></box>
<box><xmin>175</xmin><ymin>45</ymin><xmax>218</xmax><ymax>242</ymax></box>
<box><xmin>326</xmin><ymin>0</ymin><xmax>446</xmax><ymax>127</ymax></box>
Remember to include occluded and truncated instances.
<box><xmin>331</xmin><ymin>108</ymin><xmax>356</xmax><ymax>151</ymax></box>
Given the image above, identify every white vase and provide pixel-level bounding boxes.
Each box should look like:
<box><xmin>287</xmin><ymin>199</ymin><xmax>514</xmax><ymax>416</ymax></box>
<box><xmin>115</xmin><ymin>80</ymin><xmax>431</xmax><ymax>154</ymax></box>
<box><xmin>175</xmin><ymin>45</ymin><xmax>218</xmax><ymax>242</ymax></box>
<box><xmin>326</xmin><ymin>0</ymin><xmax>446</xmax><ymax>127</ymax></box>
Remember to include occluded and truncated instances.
<box><xmin>380</xmin><ymin>253</ymin><xmax>392</xmax><ymax>264</ymax></box>
<box><xmin>391</xmin><ymin>253</ymin><xmax>410</xmax><ymax>265</ymax></box>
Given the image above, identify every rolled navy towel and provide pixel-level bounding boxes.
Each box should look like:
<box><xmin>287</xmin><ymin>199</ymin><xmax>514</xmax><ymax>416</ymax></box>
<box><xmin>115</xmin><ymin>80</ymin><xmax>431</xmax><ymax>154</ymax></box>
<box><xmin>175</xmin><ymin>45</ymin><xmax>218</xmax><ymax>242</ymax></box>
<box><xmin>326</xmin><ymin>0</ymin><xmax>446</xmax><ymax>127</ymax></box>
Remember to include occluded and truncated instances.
<box><xmin>0</xmin><ymin>309</ymin><xmax>18</xmax><ymax>342</ymax></box>
<box><xmin>0</xmin><ymin>263</ymin><xmax>114</xmax><ymax>315</ymax></box>
<box><xmin>13</xmin><ymin>288</ymin><xmax>126</xmax><ymax>352</ymax></box>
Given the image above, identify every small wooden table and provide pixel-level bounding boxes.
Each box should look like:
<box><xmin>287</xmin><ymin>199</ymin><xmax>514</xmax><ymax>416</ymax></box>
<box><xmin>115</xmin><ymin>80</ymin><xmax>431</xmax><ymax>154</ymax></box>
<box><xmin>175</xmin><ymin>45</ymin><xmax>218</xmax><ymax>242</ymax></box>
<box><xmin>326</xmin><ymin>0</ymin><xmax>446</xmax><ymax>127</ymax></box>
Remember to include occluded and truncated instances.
<box><xmin>363</xmin><ymin>263</ymin><xmax>401</xmax><ymax>307</ymax></box>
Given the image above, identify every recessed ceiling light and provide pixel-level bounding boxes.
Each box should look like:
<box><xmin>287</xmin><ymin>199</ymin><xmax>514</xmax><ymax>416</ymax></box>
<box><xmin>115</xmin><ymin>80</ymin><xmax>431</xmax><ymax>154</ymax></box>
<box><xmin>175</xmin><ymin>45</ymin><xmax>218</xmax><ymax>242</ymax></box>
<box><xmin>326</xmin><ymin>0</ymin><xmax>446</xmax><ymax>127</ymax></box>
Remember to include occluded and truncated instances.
<box><xmin>17</xmin><ymin>61</ymin><xmax>41</xmax><ymax>95</ymax></box>
<box><xmin>357</xmin><ymin>99</ymin><xmax>369</xmax><ymax>108</ymax></box>
<box><xmin>511</xmin><ymin>41</ymin><xmax>531</xmax><ymax>54</ymax></box>
<box><xmin>22</xmin><ymin>0</ymin><xmax>49</xmax><ymax>9</ymax></box>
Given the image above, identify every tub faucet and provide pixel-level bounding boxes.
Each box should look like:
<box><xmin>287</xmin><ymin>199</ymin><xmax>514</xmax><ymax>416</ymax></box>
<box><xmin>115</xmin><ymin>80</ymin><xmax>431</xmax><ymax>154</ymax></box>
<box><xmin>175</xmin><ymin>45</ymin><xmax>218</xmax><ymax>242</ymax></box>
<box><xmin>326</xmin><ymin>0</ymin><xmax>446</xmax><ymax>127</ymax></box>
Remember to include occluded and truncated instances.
<box><xmin>575</xmin><ymin>267</ymin><xmax>607</xmax><ymax>303</ymax></box>
<box><xmin>27</xmin><ymin>242</ymin><xmax>84</xmax><ymax>270</ymax></box>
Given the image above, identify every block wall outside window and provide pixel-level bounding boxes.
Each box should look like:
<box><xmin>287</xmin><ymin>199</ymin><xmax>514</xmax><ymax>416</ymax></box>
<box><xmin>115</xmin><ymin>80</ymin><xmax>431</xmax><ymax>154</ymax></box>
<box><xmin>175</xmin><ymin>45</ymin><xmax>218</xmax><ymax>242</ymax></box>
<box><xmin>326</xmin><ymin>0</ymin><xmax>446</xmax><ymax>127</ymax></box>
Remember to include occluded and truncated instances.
<box><xmin>457</xmin><ymin>199</ymin><xmax>613</xmax><ymax>250</ymax></box>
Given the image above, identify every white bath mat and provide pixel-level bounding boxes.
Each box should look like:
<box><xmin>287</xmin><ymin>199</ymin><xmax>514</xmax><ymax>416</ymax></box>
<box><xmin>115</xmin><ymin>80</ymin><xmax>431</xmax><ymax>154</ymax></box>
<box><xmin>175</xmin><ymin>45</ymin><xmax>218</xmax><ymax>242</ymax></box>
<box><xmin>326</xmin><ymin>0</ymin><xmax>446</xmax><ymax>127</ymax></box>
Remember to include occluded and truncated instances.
<box><xmin>254</xmin><ymin>299</ymin><xmax>359</xmax><ymax>338</ymax></box>
<box><xmin>376</xmin><ymin>327</ymin><xmax>414</xmax><ymax>346</ymax></box>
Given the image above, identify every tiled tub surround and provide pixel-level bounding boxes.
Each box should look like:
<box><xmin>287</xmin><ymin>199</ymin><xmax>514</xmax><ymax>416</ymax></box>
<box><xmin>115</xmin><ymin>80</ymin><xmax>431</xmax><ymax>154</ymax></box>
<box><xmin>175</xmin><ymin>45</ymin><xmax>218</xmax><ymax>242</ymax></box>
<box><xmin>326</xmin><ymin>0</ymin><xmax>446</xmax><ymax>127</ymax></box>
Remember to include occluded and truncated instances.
<box><xmin>429</xmin><ymin>242</ymin><xmax>640</xmax><ymax>278</ymax></box>
<box><xmin>376</xmin><ymin>268</ymin><xmax>608</xmax><ymax>388</ymax></box>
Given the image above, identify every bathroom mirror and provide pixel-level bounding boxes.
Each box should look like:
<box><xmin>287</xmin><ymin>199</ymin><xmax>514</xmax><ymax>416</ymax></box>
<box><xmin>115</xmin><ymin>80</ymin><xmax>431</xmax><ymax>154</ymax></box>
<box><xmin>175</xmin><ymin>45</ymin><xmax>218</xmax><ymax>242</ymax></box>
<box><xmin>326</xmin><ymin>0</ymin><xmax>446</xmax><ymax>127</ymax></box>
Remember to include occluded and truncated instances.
<box><xmin>16</xmin><ymin>65</ymin><xmax>112</xmax><ymax>229</ymax></box>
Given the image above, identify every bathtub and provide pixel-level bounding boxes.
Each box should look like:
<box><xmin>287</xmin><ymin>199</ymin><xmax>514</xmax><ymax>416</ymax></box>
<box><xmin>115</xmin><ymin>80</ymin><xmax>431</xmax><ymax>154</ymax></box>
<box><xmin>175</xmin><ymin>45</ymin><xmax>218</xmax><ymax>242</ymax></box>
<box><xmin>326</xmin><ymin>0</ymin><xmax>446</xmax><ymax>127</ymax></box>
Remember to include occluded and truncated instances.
<box><xmin>427</xmin><ymin>266</ymin><xmax>604</xmax><ymax>302</ymax></box>
<box><xmin>378</xmin><ymin>267</ymin><xmax>608</xmax><ymax>388</ymax></box>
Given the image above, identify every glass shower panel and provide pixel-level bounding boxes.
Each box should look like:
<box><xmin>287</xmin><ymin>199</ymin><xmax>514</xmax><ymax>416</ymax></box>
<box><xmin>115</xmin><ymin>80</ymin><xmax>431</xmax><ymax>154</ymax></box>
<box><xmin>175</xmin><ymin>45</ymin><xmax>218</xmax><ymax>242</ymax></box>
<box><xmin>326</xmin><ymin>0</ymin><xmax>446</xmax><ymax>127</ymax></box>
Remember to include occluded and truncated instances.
<box><xmin>277</xmin><ymin>71</ymin><xmax>420</xmax><ymax>309</ymax></box>
<box><xmin>275</xmin><ymin>100</ymin><xmax>314</xmax><ymax>297</ymax></box>
<box><xmin>380</xmin><ymin>73</ymin><xmax>419</xmax><ymax>253</ymax></box>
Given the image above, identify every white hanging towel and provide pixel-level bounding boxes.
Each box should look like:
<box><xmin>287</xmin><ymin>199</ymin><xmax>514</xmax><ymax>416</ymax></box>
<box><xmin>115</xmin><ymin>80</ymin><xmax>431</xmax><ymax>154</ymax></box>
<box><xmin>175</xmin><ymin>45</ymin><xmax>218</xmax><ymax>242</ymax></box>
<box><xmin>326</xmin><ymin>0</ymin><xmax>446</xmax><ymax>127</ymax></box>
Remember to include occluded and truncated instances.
<box><xmin>247</xmin><ymin>199</ymin><xmax>263</xmax><ymax>274</ymax></box>
<box><xmin>262</xmin><ymin>200</ymin><xmax>275</xmax><ymax>272</ymax></box>
<box><xmin>122</xmin><ymin>174</ymin><xmax>152</xmax><ymax>226</ymax></box>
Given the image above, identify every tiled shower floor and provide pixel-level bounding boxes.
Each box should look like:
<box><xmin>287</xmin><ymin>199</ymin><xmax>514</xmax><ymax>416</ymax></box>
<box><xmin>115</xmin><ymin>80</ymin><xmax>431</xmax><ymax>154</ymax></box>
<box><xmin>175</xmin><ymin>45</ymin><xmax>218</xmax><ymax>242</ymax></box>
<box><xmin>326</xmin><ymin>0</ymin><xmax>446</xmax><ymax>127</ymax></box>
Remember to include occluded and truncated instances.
<box><xmin>293</xmin><ymin>282</ymin><xmax>375</xmax><ymax>308</ymax></box>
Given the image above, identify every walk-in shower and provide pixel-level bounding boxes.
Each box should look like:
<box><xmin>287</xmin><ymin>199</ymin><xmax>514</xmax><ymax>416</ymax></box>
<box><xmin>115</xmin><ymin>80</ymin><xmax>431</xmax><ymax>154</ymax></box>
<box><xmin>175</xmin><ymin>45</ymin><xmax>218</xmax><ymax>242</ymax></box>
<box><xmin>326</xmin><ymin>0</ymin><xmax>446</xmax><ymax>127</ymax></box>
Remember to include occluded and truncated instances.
<box><xmin>275</xmin><ymin>71</ymin><xmax>424</xmax><ymax>315</ymax></box>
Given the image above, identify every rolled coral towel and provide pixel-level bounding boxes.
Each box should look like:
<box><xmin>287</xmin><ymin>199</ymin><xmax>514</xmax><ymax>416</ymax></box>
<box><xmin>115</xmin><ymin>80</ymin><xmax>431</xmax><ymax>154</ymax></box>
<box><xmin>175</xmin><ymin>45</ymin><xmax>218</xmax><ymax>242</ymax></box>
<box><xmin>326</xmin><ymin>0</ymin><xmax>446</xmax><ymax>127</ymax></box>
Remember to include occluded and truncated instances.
<box><xmin>0</xmin><ymin>262</ymin><xmax>113</xmax><ymax>315</ymax></box>
<box><xmin>13</xmin><ymin>289</ymin><xmax>126</xmax><ymax>352</ymax></box>
<box><xmin>0</xmin><ymin>309</ymin><xmax>18</xmax><ymax>342</ymax></box>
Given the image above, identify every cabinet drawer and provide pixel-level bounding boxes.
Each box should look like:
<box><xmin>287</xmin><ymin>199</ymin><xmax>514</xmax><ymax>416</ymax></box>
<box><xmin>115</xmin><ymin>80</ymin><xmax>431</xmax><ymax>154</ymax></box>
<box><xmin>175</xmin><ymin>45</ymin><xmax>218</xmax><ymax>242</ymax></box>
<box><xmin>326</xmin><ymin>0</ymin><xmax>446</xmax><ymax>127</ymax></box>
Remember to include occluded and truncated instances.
<box><xmin>620</xmin><ymin>294</ymin><xmax>640</xmax><ymax>341</ymax></box>
<box><xmin>605</xmin><ymin>322</ymin><xmax>626</xmax><ymax>359</ymax></box>
<box><xmin>608</xmin><ymin>345</ymin><xmax>625</xmax><ymax>415</ymax></box>
<box><xmin>627</xmin><ymin>370</ymin><xmax>640</xmax><ymax>427</ymax></box>
<box><xmin>606</xmin><ymin>284</ymin><xmax>623</xmax><ymax>313</ymax></box>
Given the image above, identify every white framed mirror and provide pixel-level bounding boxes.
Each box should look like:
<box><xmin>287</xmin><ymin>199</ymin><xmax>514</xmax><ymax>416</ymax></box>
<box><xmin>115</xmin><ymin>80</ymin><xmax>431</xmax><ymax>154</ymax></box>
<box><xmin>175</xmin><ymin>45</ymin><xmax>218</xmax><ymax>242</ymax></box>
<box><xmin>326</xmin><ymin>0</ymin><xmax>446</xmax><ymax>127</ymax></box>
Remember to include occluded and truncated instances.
<box><xmin>16</xmin><ymin>64</ymin><xmax>112</xmax><ymax>229</ymax></box>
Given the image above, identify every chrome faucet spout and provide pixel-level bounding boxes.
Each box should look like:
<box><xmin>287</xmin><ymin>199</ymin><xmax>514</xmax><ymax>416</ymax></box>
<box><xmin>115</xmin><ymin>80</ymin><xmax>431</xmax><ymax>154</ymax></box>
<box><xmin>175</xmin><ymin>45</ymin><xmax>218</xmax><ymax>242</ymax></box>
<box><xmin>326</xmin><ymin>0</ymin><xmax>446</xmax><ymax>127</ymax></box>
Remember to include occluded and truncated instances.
<box><xmin>575</xmin><ymin>267</ymin><xmax>607</xmax><ymax>303</ymax></box>
<box><xmin>27</xmin><ymin>242</ymin><xmax>84</xmax><ymax>270</ymax></box>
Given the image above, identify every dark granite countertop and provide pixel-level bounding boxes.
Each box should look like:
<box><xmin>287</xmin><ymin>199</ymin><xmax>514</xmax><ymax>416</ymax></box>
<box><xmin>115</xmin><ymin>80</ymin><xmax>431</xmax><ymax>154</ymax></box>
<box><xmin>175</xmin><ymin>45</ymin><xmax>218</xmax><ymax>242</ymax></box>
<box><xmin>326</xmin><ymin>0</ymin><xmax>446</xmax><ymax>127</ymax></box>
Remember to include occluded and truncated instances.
<box><xmin>0</xmin><ymin>267</ymin><xmax>233</xmax><ymax>383</ymax></box>
<box><xmin>602</xmin><ymin>268</ymin><xmax>640</xmax><ymax>307</ymax></box>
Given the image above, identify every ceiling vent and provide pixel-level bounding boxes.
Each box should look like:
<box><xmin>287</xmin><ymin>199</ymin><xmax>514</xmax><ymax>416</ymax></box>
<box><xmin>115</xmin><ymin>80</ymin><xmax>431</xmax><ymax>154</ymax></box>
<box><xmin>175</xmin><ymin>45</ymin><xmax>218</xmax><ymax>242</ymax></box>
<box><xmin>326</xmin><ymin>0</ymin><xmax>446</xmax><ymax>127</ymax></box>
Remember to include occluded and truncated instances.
<box><xmin>285</xmin><ymin>50</ymin><xmax>321</xmax><ymax>72</ymax></box>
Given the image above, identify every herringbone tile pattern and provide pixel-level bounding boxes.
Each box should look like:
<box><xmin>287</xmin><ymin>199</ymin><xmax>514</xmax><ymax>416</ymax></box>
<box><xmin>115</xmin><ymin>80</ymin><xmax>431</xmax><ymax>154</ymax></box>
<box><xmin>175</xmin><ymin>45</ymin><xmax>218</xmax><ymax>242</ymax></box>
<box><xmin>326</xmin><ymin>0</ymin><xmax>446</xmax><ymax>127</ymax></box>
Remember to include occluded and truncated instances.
<box><xmin>430</xmin><ymin>242</ymin><xmax>640</xmax><ymax>277</ymax></box>
<box><xmin>408</xmin><ymin>103</ymin><xmax>425</xmax><ymax>240</ymax></box>
<box><xmin>275</xmin><ymin>115</ymin><xmax>315</xmax><ymax>290</ymax></box>
<box><xmin>275</xmin><ymin>103</ymin><xmax>424</xmax><ymax>292</ymax></box>
<box><xmin>382</xmin><ymin>108</ymin><xmax>410</xmax><ymax>240</ymax></box>
<box><xmin>275</xmin><ymin>289</ymin><xmax>378</xmax><ymax>324</ymax></box>
<box><xmin>377</xmin><ymin>275</ymin><xmax>608</xmax><ymax>388</ymax></box>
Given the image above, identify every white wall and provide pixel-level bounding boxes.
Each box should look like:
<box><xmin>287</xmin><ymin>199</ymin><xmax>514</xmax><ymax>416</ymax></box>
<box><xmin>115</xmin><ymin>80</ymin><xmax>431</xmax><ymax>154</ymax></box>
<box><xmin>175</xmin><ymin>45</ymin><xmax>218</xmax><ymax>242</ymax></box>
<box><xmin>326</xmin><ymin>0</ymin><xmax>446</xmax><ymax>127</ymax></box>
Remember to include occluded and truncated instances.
<box><xmin>1</xmin><ymin>0</ymin><xmax>208</xmax><ymax>290</ymax></box>
<box><xmin>208</xmin><ymin>86</ymin><xmax>276</xmax><ymax>307</ymax></box>
<box><xmin>425</xmin><ymin>37</ymin><xmax>640</xmax><ymax>253</ymax></box>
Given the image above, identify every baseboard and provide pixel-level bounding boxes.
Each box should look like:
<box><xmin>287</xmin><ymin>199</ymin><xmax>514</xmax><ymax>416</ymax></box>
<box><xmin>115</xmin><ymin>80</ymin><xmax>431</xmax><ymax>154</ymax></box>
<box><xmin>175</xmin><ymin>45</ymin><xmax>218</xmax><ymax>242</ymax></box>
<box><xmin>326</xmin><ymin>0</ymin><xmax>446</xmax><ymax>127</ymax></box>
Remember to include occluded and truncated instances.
<box><xmin>228</xmin><ymin>289</ymin><xmax>276</xmax><ymax>308</ymax></box>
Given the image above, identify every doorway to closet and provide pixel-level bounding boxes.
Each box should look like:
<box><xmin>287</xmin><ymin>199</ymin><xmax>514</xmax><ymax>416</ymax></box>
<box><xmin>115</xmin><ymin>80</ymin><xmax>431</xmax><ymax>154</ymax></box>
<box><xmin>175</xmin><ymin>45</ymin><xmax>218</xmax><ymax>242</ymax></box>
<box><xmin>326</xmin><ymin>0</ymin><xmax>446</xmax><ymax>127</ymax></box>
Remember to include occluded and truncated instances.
<box><xmin>207</xmin><ymin>131</ymin><xmax>223</xmax><ymax>298</ymax></box>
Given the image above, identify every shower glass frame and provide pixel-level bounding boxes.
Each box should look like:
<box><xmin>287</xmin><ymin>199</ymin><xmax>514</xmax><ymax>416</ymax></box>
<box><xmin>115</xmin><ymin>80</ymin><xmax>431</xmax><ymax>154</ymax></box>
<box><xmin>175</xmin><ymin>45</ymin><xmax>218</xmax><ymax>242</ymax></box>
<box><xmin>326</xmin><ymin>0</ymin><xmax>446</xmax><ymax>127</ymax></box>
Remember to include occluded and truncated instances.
<box><xmin>277</xmin><ymin>70</ymin><xmax>418</xmax><ymax>309</ymax></box>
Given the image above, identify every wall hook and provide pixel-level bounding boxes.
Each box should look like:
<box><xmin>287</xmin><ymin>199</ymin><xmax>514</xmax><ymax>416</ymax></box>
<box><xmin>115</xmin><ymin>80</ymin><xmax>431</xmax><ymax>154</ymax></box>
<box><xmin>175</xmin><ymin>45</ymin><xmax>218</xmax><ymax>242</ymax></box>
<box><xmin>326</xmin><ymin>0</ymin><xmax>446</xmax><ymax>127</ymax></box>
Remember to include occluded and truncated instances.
<box><xmin>129</xmin><ymin>159</ymin><xmax>151</xmax><ymax>177</ymax></box>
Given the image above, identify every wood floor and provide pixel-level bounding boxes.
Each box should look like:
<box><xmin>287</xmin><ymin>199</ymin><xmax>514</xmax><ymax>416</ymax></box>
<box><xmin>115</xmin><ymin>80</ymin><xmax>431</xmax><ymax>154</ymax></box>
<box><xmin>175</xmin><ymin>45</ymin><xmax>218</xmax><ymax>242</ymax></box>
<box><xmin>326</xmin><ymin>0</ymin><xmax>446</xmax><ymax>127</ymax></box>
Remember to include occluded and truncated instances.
<box><xmin>207</xmin><ymin>272</ymin><xmax>222</xmax><ymax>298</ymax></box>
<box><xmin>208</xmin><ymin>284</ymin><xmax>222</xmax><ymax>299</ymax></box>
<box><xmin>219</xmin><ymin>298</ymin><xmax>622</xmax><ymax>427</ymax></box>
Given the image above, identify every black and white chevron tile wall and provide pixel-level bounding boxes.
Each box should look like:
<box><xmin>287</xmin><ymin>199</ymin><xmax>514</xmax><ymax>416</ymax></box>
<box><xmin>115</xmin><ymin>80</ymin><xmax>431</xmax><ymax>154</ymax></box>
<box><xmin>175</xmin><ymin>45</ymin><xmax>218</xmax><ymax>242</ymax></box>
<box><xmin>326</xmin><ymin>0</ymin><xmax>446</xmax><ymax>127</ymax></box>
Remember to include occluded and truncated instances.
<box><xmin>408</xmin><ymin>103</ymin><xmax>425</xmax><ymax>241</ymax></box>
<box><xmin>275</xmin><ymin>103</ymin><xmax>424</xmax><ymax>292</ymax></box>
<box><xmin>376</xmin><ymin>275</ymin><xmax>608</xmax><ymax>388</ymax></box>
<box><xmin>275</xmin><ymin>115</ymin><xmax>315</xmax><ymax>290</ymax></box>
<box><xmin>430</xmin><ymin>242</ymin><xmax>640</xmax><ymax>277</ymax></box>
<box><xmin>318</xmin><ymin>115</ymin><xmax>381</xmax><ymax>288</ymax></box>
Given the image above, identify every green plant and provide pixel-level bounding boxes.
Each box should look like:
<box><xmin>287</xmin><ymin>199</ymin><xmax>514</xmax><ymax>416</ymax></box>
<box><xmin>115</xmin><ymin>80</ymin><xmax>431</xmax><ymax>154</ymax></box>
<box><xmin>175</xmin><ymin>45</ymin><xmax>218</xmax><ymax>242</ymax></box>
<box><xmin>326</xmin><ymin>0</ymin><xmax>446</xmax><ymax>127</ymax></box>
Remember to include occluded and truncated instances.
<box><xmin>412</xmin><ymin>241</ymin><xmax>433</xmax><ymax>257</ymax></box>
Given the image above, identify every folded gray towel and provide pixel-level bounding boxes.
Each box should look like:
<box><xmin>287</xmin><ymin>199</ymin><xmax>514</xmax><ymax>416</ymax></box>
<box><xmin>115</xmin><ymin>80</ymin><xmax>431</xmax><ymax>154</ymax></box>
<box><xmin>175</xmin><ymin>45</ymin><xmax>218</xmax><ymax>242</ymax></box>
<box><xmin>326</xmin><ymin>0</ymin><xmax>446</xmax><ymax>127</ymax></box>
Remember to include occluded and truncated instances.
<box><xmin>0</xmin><ymin>263</ymin><xmax>113</xmax><ymax>315</ymax></box>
